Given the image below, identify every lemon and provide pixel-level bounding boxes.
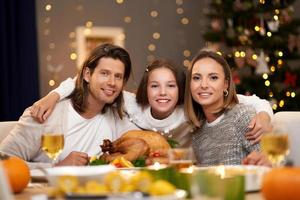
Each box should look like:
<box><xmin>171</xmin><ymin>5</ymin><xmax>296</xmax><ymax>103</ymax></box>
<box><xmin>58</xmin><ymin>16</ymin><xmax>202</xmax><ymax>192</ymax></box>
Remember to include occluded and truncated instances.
<box><xmin>120</xmin><ymin>157</ymin><xmax>134</xmax><ymax>168</ymax></box>
<box><xmin>130</xmin><ymin>171</ymin><xmax>153</xmax><ymax>192</ymax></box>
<box><xmin>85</xmin><ymin>181</ymin><xmax>109</xmax><ymax>195</ymax></box>
<box><xmin>103</xmin><ymin>171</ymin><xmax>126</xmax><ymax>193</ymax></box>
<box><xmin>57</xmin><ymin>176</ymin><xmax>79</xmax><ymax>193</ymax></box>
<box><xmin>149</xmin><ymin>180</ymin><xmax>176</xmax><ymax>196</ymax></box>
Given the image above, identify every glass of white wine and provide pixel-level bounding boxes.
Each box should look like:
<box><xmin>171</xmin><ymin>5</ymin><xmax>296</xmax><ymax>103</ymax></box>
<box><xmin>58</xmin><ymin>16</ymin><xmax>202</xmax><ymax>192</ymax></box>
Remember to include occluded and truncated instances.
<box><xmin>261</xmin><ymin>122</ymin><xmax>289</xmax><ymax>167</ymax></box>
<box><xmin>168</xmin><ymin>147</ymin><xmax>195</xmax><ymax>171</ymax></box>
<box><xmin>41</xmin><ymin>124</ymin><xmax>64</xmax><ymax>162</ymax></box>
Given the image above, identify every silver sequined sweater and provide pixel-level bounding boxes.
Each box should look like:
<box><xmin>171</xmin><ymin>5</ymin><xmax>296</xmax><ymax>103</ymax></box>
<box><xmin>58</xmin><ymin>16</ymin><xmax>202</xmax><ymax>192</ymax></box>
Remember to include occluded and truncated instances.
<box><xmin>192</xmin><ymin>104</ymin><xmax>260</xmax><ymax>166</ymax></box>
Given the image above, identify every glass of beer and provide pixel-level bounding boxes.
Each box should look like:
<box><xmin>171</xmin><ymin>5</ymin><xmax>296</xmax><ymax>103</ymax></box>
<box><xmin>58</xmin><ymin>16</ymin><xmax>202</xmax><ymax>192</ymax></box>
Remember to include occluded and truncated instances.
<box><xmin>261</xmin><ymin>122</ymin><xmax>289</xmax><ymax>167</ymax></box>
<box><xmin>168</xmin><ymin>147</ymin><xmax>195</xmax><ymax>171</ymax></box>
<box><xmin>41</xmin><ymin>124</ymin><xmax>64</xmax><ymax>162</ymax></box>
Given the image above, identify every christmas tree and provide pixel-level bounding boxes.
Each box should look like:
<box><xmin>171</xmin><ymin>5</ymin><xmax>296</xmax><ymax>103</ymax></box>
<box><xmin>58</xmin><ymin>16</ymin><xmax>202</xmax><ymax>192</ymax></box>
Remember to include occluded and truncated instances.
<box><xmin>203</xmin><ymin>0</ymin><xmax>300</xmax><ymax>111</ymax></box>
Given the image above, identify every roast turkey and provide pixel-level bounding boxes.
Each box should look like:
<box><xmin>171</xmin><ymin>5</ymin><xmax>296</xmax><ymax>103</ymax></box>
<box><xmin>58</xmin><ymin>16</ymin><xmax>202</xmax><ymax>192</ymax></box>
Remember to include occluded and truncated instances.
<box><xmin>100</xmin><ymin>130</ymin><xmax>170</xmax><ymax>164</ymax></box>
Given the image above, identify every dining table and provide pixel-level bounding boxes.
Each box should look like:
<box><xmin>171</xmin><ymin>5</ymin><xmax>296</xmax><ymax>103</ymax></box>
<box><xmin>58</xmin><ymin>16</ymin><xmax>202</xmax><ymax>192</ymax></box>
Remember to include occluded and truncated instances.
<box><xmin>14</xmin><ymin>182</ymin><xmax>265</xmax><ymax>200</ymax></box>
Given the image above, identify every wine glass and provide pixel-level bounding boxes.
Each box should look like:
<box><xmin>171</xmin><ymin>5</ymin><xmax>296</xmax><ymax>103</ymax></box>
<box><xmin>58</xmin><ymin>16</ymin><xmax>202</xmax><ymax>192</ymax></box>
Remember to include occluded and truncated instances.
<box><xmin>261</xmin><ymin>122</ymin><xmax>290</xmax><ymax>167</ymax></box>
<box><xmin>168</xmin><ymin>147</ymin><xmax>195</xmax><ymax>171</ymax></box>
<box><xmin>41</xmin><ymin>124</ymin><xmax>65</xmax><ymax>162</ymax></box>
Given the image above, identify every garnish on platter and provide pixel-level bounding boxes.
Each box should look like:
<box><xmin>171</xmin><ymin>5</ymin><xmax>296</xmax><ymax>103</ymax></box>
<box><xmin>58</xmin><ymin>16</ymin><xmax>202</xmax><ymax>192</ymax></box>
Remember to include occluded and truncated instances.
<box><xmin>49</xmin><ymin>170</ymin><xmax>177</xmax><ymax>198</ymax></box>
<box><xmin>99</xmin><ymin>130</ymin><xmax>171</xmax><ymax>166</ymax></box>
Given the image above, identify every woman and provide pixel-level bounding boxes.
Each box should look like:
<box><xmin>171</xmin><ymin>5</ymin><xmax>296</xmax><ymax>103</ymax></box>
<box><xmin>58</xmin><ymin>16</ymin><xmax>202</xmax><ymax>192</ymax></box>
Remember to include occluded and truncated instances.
<box><xmin>30</xmin><ymin>59</ymin><xmax>272</xmax><ymax>146</ymax></box>
<box><xmin>185</xmin><ymin>50</ymin><xmax>270</xmax><ymax>166</ymax></box>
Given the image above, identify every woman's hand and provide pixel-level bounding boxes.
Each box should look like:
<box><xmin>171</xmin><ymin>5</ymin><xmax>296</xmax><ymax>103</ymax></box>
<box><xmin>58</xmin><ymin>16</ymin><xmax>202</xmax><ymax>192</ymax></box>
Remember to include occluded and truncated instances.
<box><xmin>246</xmin><ymin>111</ymin><xmax>272</xmax><ymax>144</ymax></box>
<box><xmin>30</xmin><ymin>92</ymin><xmax>60</xmax><ymax>123</ymax></box>
<box><xmin>242</xmin><ymin>151</ymin><xmax>272</xmax><ymax>167</ymax></box>
<box><xmin>54</xmin><ymin>151</ymin><xmax>89</xmax><ymax>166</ymax></box>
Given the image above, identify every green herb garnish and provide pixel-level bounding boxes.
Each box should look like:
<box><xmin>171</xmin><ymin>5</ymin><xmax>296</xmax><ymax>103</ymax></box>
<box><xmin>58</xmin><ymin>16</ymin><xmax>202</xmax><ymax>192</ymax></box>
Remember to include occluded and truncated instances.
<box><xmin>132</xmin><ymin>157</ymin><xmax>146</xmax><ymax>167</ymax></box>
<box><xmin>89</xmin><ymin>159</ymin><xmax>107</xmax><ymax>165</ymax></box>
<box><xmin>167</xmin><ymin>139</ymin><xmax>179</xmax><ymax>148</ymax></box>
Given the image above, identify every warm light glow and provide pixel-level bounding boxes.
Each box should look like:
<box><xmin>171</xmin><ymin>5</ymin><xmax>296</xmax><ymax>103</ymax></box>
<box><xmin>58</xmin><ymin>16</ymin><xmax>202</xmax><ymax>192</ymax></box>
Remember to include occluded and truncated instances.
<box><xmin>262</xmin><ymin>73</ymin><xmax>268</xmax><ymax>79</ymax></box>
<box><xmin>252</xmin><ymin>54</ymin><xmax>258</xmax><ymax>60</ymax></box>
<box><xmin>116</xmin><ymin>0</ymin><xmax>124</xmax><ymax>4</ymax></box>
<box><xmin>270</xmin><ymin>65</ymin><xmax>276</xmax><ymax>72</ymax></box>
<box><xmin>269</xmin><ymin>92</ymin><xmax>273</xmax><ymax>97</ymax></box>
<box><xmin>153</xmin><ymin>32</ymin><xmax>160</xmax><ymax>39</ymax></box>
<box><xmin>183</xmin><ymin>50</ymin><xmax>191</xmax><ymax>57</ymax></box>
<box><xmin>235</xmin><ymin>51</ymin><xmax>240</xmax><ymax>57</ymax></box>
<box><xmin>150</xmin><ymin>10</ymin><xmax>159</xmax><ymax>18</ymax></box>
<box><xmin>274</xmin><ymin>15</ymin><xmax>279</xmax><ymax>21</ymax></box>
<box><xmin>181</xmin><ymin>17</ymin><xmax>189</xmax><ymax>25</ymax></box>
<box><xmin>254</xmin><ymin>26</ymin><xmax>260</xmax><ymax>32</ymax></box>
<box><xmin>259</xmin><ymin>0</ymin><xmax>265</xmax><ymax>4</ymax></box>
<box><xmin>217</xmin><ymin>51</ymin><xmax>222</xmax><ymax>56</ymax></box>
<box><xmin>275</xmin><ymin>9</ymin><xmax>280</xmax><ymax>15</ymax></box>
<box><xmin>45</xmin><ymin>4</ymin><xmax>52</xmax><ymax>11</ymax></box>
<box><xmin>240</xmin><ymin>51</ymin><xmax>246</xmax><ymax>57</ymax></box>
<box><xmin>215</xmin><ymin>165</ymin><xmax>225</xmax><ymax>179</ymax></box>
<box><xmin>265</xmin><ymin>80</ymin><xmax>270</xmax><ymax>87</ymax></box>
<box><xmin>279</xmin><ymin>100</ymin><xmax>284</xmax><ymax>107</ymax></box>
<box><xmin>267</xmin><ymin>32</ymin><xmax>272</xmax><ymax>37</ymax></box>
<box><xmin>286</xmin><ymin>91</ymin><xmax>291</xmax><ymax>97</ymax></box>
<box><xmin>265</xmin><ymin>56</ymin><xmax>270</xmax><ymax>62</ymax></box>
<box><xmin>85</xmin><ymin>21</ymin><xmax>93</xmax><ymax>28</ymax></box>
<box><xmin>278</xmin><ymin>51</ymin><xmax>283</xmax><ymax>57</ymax></box>
<box><xmin>278</xmin><ymin>59</ymin><xmax>283</xmax><ymax>65</ymax></box>
<box><xmin>291</xmin><ymin>92</ymin><xmax>296</xmax><ymax>98</ymax></box>
<box><xmin>177</xmin><ymin>8</ymin><xmax>184</xmax><ymax>14</ymax></box>
<box><xmin>124</xmin><ymin>16</ymin><xmax>132</xmax><ymax>23</ymax></box>
<box><xmin>272</xmin><ymin>104</ymin><xmax>277</xmax><ymax>110</ymax></box>
<box><xmin>70</xmin><ymin>53</ymin><xmax>77</xmax><ymax>60</ymax></box>
<box><xmin>183</xmin><ymin>59</ymin><xmax>190</xmax><ymax>67</ymax></box>
<box><xmin>148</xmin><ymin>44</ymin><xmax>156</xmax><ymax>51</ymax></box>
<box><xmin>49</xmin><ymin>79</ymin><xmax>55</xmax><ymax>86</ymax></box>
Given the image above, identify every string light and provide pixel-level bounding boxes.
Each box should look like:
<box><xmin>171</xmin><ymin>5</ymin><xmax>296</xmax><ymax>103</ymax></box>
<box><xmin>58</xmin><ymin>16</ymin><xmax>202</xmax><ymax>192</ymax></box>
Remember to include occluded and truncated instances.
<box><xmin>272</xmin><ymin>103</ymin><xmax>277</xmax><ymax>110</ymax></box>
<box><xmin>277</xmin><ymin>59</ymin><xmax>283</xmax><ymax>65</ymax></box>
<box><xmin>181</xmin><ymin>17</ymin><xmax>189</xmax><ymax>25</ymax></box>
<box><xmin>240</xmin><ymin>51</ymin><xmax>246</xmax><ymax>57</ymax></box>
<box><xmin>70</xmin><ymin>53</ymin><xmax>77</xmax><ymax>60</ymax></box>
<box><xmin>152</xmin><ymin>32</ymin><xmax>160</xmax><ymax>39</ymax></box>
<box><xmin>116</xmin><ymin>0</ymin><xmax>124</xmax><ymax>4</ymax></box>
<box><xmin>85</xmin><ymin>21</ymin><xmax>93</xmax><ymax>28</ymax></box>
<box><xmin>217</xmin><ymin>51</ymin><xmax>222</xmax><ymax>56</ymax></box>
<box><xmin>45</xmin><ymin>4</ymin><xmax>52</xmax><ymax>11</ymax></box>
<box><xmin>183</xmin><ymin>50</ymin><xmax>191</xmax><ymax>57</ymax></box>
<box><xmin>278</xmin><ymin>51</ymin><xmax>283</xmax><ymax>57</ymax></box>
<box><xmin>286</xmin><ymin>91</ymin><xmax>291</xmax><ymax>97</ymax></box>
<box><xmin>279</xmin><ymin>100</ymin><xmax>285</xmax><ymax>107</ymax></box>
<box><xmin>150</xmin><ymin>10</ymin><xmax>158</xmax><ymax>18</ymax></box>
<box><xmin>252</xmin><ymin>54</ymin><xmax>257</xmax><ymax>60</ymax></box>
<box><xmin>148</xmin><ymin>44</ymin><xmax>156</xmax><ymax>51</ymax></box>
<box><xmin>124</xmin><ymin>16</ymin><xmax>132</xmax><ymax>23</ymax></box>
<box><xmin>177</xmin><ymin>8</ymin><xmax>184</xmax><ymax>14</ymax></box>
<box><xmin>235</xmin><ymin>51</ymin><xmax>240</xmax><ymax>57</ymax></box>
<box><xmin>273</xmin><ymin>15</ymin><xmax>279</xmax><ymax>21</ymax></box>
<box><xmin>49</xmin><ymin>79</ymin><xmax>55</xmax><ymax>86</ymax></box>
<box><xmin>265</xmin><ymin>80</ymin><xmax>270</xmax><ymax>87</ymax></box>
<box><xmin>254</xmin><ymin>26</ymin><xmax>260</xmax><ymax>32</ymax></box>
<box><xmin>275</xmin><ymin>9</ymin><xmax>280</xmax><ymax>15</ymax></box>
<box><xmin>267</xmin><ymin>32</ymin><xmax>272</xmax><ymax>37</ymax></box>
<box><xmin>269</xmin><ymin>92</ymin><xmax>273</xmax><ymax>97</ymax></box>
<box><xmin>259</xmin><ymin>0</ymin><xmax>265</xmax><ymax>4</ymax></box>
<box><xmin>270</xmin><ymin>65</ymin><xmax>276</xmax><ymax>72</ymax></box>
<box><xmin>262</xmin><ymin>73</ymin><xmax>268</xmax><ymax>79</ymax></box>
<box><xmin>291</xmin><ymin>92</ymin><xmax>296</xmax><ymax>98</ymax></box>
<box><xmin>183</xmin><ymin>59</ymin><xmax>190</xmax><ymax>67</ymax></box>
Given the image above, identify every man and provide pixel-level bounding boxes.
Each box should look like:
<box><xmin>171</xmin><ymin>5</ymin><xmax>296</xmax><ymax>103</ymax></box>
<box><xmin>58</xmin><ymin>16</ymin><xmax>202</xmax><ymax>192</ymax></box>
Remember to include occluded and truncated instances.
<box><xmin>0</xmin><ymin>43</ymin><xmax>132</xmax><ymax>169</ymax></box>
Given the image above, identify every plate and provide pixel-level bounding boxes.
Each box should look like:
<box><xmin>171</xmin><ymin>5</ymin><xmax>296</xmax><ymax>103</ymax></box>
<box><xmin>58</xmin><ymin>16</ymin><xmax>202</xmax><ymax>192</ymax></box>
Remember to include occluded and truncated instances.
<box><xmin>194</xmin><ymin>165</ymin><xmax>271</xmax><ymax>192</ymax></box>
<box><xmin>64</xmin><ymin>189</ymin><xmax>187</xmax><ymax>200</ymax></box>
<box><xmin>44</xmin><ymin>165</ymin><xmax>116</xmax><ymax>185</ymax></box>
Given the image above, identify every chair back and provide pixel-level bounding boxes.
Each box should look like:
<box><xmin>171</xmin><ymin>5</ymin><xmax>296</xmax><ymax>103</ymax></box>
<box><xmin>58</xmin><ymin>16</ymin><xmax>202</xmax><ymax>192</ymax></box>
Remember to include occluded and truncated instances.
<box><xmin>273</xmin><ymin>111</ymin><xmax>300</xmax><ymax>166</ymax></box>
<box><xmin>0</xmin><ymin>121</ymin><xmax>17</xmax><ymax>143</ymax></box>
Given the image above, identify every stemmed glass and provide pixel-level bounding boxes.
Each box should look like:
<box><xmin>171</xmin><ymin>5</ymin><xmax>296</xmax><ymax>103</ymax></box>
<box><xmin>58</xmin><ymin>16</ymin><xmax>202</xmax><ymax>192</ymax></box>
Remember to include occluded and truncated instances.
<box><xmin>41</xmin><ymin>124</ymin><xmax>65</xmax><ymax>162</ymax></box>
<box><xmin>261</xmin><ymin>122</ymin><xmax>290</xmax><ymax>167</ymax></box>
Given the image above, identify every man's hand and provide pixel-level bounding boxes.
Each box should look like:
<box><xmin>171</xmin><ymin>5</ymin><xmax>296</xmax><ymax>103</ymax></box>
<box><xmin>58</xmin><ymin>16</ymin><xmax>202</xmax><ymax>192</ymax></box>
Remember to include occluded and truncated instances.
<box><xmin>30</xmin><ymin>92</ymin><xmax>60</xmax><ymax>123</ymax></box>
<box><xmin>242</xmin><ymin>151</ymin><xmax>272</xmax><ymax>167</ymax></box>
<box><xmin>246</xmin><ymin>111</ymin><xmax>272</xmax><ymax>144</ymax></box>
<box><xmin>54</xmin><ymin>151</ymin><xmax>89</xmax><ymax>166</ymax></box>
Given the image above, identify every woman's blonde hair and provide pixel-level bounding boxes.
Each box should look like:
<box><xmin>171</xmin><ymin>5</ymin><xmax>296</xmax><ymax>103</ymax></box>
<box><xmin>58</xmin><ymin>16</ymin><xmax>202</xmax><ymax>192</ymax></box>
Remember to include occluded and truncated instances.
<box><xmin>184</xmin><ymin>50</ymin><xmax>238</xmax><ymax>127</ymax></box>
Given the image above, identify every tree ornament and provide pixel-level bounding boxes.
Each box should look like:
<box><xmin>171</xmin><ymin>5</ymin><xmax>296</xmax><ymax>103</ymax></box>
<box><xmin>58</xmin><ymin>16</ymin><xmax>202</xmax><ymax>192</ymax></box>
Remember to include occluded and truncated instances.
<box><xmin>284</xmin><ymin>72</ymin><xmax>297</xmax><ymax>87</ymax></box>
<box><xmin>211</xmin><ymin>18</ymin><xmax>222</xmax><ymax>32</ymax></box>
<box><xmin>259</xmin><ymin>16</ymin><xmax>266</xmax><ymax>36</ymax></box>
<box><xmin>267</xmin><ymin>20</ymin><xmax>279</xmax><ymax>32</ymax></box>
<box><xmin>255</xmin><ymin>51</ymin><xmax>270</xmax><ymax>74</ymax></box>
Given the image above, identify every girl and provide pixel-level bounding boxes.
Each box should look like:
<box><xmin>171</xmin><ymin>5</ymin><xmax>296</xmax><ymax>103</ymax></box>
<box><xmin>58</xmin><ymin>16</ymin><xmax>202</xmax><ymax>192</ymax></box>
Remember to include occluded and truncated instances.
<box><xmin>30</xmin><ymin>59</ymin><xmax>272</xmax><ymax>147</ymax></box>
<box><xmin>185</xmin><ymin>50</ymin><xmax>270</xmax><ymax>166</ymax></box>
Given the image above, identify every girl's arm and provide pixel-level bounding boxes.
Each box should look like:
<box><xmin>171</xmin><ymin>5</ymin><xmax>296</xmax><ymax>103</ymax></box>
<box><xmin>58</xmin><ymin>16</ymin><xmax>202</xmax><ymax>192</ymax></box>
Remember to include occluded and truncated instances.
<box><xmin>237</xmin><ymin>94</ymin><xmax>273</xmax><ymax>144</ymax></box>
<box><xmin>30</xmin><ymin>77</ymin><xmax>76</xmax><ymax>123</ymax></box>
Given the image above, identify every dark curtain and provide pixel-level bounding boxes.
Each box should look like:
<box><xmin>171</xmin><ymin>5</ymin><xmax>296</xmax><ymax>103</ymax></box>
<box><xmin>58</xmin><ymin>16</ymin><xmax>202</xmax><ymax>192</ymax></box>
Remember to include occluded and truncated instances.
<box><xmin>0</xmin><ymin>0</ymin><xmax>40</xmax><ymax>121</ymax></box>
